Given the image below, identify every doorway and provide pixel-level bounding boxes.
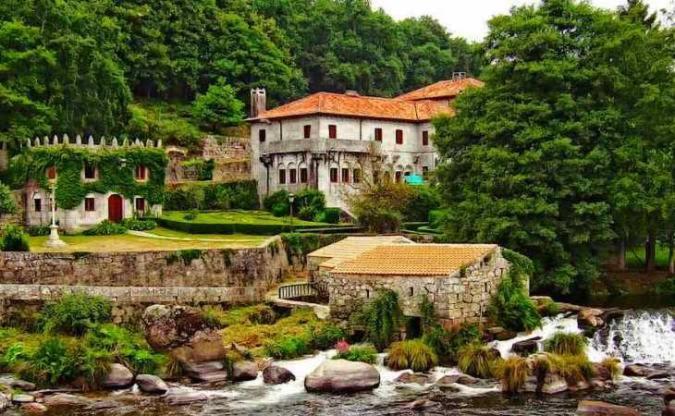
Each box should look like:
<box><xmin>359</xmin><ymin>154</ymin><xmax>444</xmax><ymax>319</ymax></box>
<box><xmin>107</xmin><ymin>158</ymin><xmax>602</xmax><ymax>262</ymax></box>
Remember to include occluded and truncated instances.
<box><xmin>107</xmin><ymin>194</ymin><xmax>123</xmax><ymax>222</ymax></box>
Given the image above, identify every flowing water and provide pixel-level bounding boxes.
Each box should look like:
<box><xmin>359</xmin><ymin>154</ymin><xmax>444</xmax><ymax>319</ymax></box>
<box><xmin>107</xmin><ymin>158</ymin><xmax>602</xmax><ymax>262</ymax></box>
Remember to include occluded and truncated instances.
<box><xmin>56</xmin><ymin>309</ymin><xmax>673</xmax><ymax>416</ymax></box>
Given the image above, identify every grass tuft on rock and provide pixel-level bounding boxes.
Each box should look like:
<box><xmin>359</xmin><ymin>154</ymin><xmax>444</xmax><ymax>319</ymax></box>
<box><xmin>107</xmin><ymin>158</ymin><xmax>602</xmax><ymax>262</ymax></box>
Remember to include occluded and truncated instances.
<box><xmin>334</xmin><ymin>343</ymin><xmax>378</xmax><ymax>364</ymax></box>
<box><xmin>496</xmin><ymin>356</ymin><xmax>529</xmax><ymax>393</ymax></box>
<box><xmin>599</xmin><ymin>357</ymin><xmax>621</xmax><ymax>380</ymax></box>
<box><xmin>386</xmin><ymin>339</ymin><xmax>438</xmax><ymax>372</ymax></box>
<box><xmin>457</xmin><ymin>343</ymin><xmax>502</xmax><ymax>379</ymax></box>
<box><xmin>544</xmin><ymin>332</ymin><xmax>587</xmax><ymax>356</ymax></box>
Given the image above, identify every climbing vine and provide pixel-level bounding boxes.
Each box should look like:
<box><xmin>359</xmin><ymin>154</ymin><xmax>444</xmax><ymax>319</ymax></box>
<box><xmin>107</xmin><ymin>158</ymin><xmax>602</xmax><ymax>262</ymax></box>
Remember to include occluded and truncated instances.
<box><xmin>9</xmin><ymin>146</ymin><xmax>167</xmax><ymax>209</ymax></box>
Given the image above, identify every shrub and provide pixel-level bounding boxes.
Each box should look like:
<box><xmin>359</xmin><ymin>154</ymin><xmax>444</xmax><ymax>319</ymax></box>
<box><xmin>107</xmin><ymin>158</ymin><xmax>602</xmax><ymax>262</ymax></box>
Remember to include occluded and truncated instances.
<box><xmin>293</xmin><ymin>189</ymin><xmax>326</xmax><ymax>220</ymax></box>
<box><xmin>82</xmin><ymin>220</ymin><xmax>127</xmax><ymax>236</ymax></box>
<box><xmin>334</xmin><ymin>343</ymin><xmax>377</xmax><ymax>364</ymax></box>
<box><xmin>121</xmin><ymin>218</ymin><xmax>157</xmax><ymax>231</ymax></box>
<box><xmin>457</xmin><ymin>343</ymin><xmax>502</xmax><ymax>379</ymax></box>
<box><xmin>314</xmin><ymin>207</ymin><xmax>341</xmax><ymax>224</ymax></box>
<box><xmin>40</xmin><ymin>293</ymin><xmax>113</xmax><ymax>336</ymax></box>
<box><xmin>541</xmin><ymin>300</ymin><xmax>561</xmax><ymax>317</ymax></box>
<box><xmin>164</xmin><ymin>181</ymin><xmax>259</xmax><ymax>211</ymax></box>
<box><xmin>354</xmin><ymin>290</ymin><xmax>403</xmax><ymax>351</ymax></box>
<box><xmin>311</xmin><ymin>324</ymin><xmax>346</xmax><ymax>350</ymax></box>
<box><xmin>548</xmin><ymin>353</ymin><xmax>594</xmax><ymax>384</ymax></box>
<box><xmin>544</xmin><ymin>332</ymin><xmax>587</xmax><ymax>356</ymax></box>
<box><xmin>497</xmin><ymin>356</ymin><xmax>529</xmax><ymax>393</ymax></box>
<box><xmin>25</xmin><ymin>225</ymin><xmax>51</xmax><ymax>236</ymax></box>
<box><xmin>264</xmin><ymin>334</ymin><xmax>310</xmax><ymax>359</ymax></box>
<box><xmin>183</xmin><ymin>210</ymin><xmax>198</xmax><ymax>221</ymax></box>
<box><xmin>423</xmin><ymin>323</ymin><xmax>481</xmax><ymax>364</ymax></box>
<box><xmin>192</xmin><ymin>79</ymin><xmax>245</xmax><ymax>130</ymax></box>
<box><xmin>404</xmin><ymin>185</ymin><xmax>441</xmax><ymax>222</ymax></box>
<box><xmin>386</xmin><ymin>339</ymin><xmax>438</xmax><ymax>372</ymax></box>
<box><xmin>181</xmin><ymin>158</ymin><xmax>215</xmax><ymax>181</ymax></box>
<box><xmin>22</xmin><ymin>337</ymin><xmax>80</xmax><ymax>386</ymax></box>
<box><xmin>653</xmin><ymin>277</ymin><xmax>675</xmax><ymax>299</ymax></box>
<box><xmin>84</xmin><ymin>324</ymin><xmax>165</xmax><ymax>374</ymax></box>
<box><xmin>1</xmin><ymin>225</ymin><xmax>30</xmax><ymax>251</ymax></box>
<box><xmin>263</xmin><ymin>190</ymin><xmax>291</xmax><ymax>217</ymax></box>
<box><xmin>0</xmin><ymin>181</ymin><xmax>16</xmax><ymax>216</ymax></box>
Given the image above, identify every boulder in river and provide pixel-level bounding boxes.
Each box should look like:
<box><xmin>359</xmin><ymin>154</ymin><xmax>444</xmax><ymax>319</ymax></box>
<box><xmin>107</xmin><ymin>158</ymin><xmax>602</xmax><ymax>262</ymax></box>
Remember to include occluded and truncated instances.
<box><xmin>304</xmin><ymin>359</ymin><xmax>380</xmax><ymax>393</ymax></box>
<box><xmin>142</xmin><ymin>304</ymin><xmax>207</xmax><ymax>351</ymax></box>
<box><xmin>42</xmin><ymin>394</ymin><xmax>92</xmax><ymax>407</ymax></box>
<box><xmin>540</xmin><ymin>373</ymin><xmax>568</xmax><ymax>394</ymax></box>
<box><xmin>164</xmin><ymin>391</ymin><xmax>208</xmax><ymax>405</ymax></box>
<box><xmin>0</xmin><ymin>375</ymin><xmax>36</xmax><ymax>392</ymax></box>
<box><xmin>511</xmin><ymin>337</ymin><xmax>541</xmax><ymax>356</ymax></box>
<box><xmin>135</xmin><ymin>374</ymin><xmax>169</xmax><ymax>394</ymax></box>
<box><xmin>182</xmin><ymin>360</ymin><xmax>228</xmax><ymax>383</ymax></box>
<box><xmin>578</xmin><ymin>308</ymin><xmax>604</xmax><ymax>330</ymax></box>
<box><xmin>395</xmin><ymin>372</ymin><xmax>432</xmax><ymax>385</ymax></box>
<box><xmin>102</xmin><ymin>363</ymin><xmax>134</xmax><ymax>389</ymax></box>
<box><xmin>664</xmin><ymin>387</ymin><xmax>675</xmax><ymax>405</ymax></box>
<box><xmin>20</xmin><ymin>402</ymin><xmax>48</xmax><ymax>414</ymax></box>
<box><xmin>486</xmin><ymin>327</ymin><xmax>517</xmax><ymax>341</ymax></box>
<box><xmin>0</xmin><ymin>394</ymin><xmax>9</xmax><ymax>412</ymax></box>
<box><xmin>231</xmin><ymin>361</ymin><xmax>258</xmax><ymax>382</ymax></box>
<box><xmin>171</xmin><ymin>329</ymin><xmax>228</xmax><ymax>364</ymax></box>
<box><xmin>11</xmin><ymin>393</ymin><xmax>35</xmax><ymax>404</ymax></box>
<box><xmin>624</xmin><ymin>363</ymin><xmax>654</xmax><ymax>377</ymax></box>
<box><xmin>262</xmin><ymin>365</ymin><xmax>295</xmax><ymax>385</ymax></box>
<box><xmin>576</xmin><ymin>400</ymin><xmax>639</xmax><ymax>415</ymax></box>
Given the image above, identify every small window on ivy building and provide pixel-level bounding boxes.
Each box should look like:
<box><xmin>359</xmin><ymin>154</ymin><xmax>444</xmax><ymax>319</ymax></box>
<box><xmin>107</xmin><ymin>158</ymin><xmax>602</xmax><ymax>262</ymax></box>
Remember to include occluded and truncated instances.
<box><xmin>85</xmin><ymin>197</ymin><xmax>95</xmax><ymax>212</ymax></box>
<box><xmin>374</xmin><ymin>128</ymin><xmax>383</xmax><ymax>142</ymax></box>
<box><xmin>84</xmin><ymin>162</ymin><xmax>96</xmax><ymax>179</ymax></box>
<box><xmin>353</xmin><ymin>169</ymin><xmax>361</xmax><ymax>183</ymax></box>
<box><xmin>135</xmin><ymin>197</ymin><xmax>145</xmax><ymax>212</ymax></box>
<box><xmin>46</xmin><ymin>166</ymin><xmax>57</xmax><ymax>180</ymax></box>
<box><xmin>422</xmin><ymin>131</ymin><xmax>429</xmax><ymax>146</ymax></box>
<box><xmin>341</xmin><ymin>168</ymin><xmax>349</xmax><ymax>183</ymax></box>
<box><xmin>135</xmin><ymin>165</ymin><xmax>147</xmax><ymax>181</ymax></box>
<box><xmin>395</xmin><ymin>129</ymin><xmax>403</xmax><ymax>145</ymax></box>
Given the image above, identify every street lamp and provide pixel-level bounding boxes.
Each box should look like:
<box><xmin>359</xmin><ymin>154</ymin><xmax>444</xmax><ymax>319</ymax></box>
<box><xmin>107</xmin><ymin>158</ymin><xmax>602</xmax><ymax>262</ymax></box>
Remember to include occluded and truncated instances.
<box><xmin>288</xmin><ymin>193</ymin><xmax>295</xmax><ymax>229</ymax></box>
<box><xmin>46</xmin><ymin>176</ymin><xmax>66</xmax><ymax>248</ymax></box>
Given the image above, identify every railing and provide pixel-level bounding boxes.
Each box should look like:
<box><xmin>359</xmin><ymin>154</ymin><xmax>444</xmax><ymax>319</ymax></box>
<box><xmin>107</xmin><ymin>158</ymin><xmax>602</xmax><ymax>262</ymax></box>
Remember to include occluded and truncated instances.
<box><xmin>278</xmin><ymin>282</ymin><xmax>328</xmax><ymax>303</ymax></box>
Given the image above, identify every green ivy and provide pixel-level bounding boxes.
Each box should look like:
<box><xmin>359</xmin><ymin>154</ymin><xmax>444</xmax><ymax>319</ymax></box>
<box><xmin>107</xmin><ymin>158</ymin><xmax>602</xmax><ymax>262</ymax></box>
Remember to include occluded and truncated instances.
<box><xmin>9</xmin><ymin>146</ymin><xmax>167</xmax><ymax>210</ymax></box>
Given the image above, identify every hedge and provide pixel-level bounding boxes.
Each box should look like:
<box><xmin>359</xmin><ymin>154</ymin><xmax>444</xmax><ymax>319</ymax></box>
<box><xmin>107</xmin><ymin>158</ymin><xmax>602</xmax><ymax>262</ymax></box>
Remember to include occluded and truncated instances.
<box><xmin>157</xmin><ymin>217</ymin><xmax>354</xmax><ymax>235</ymax></box>
<box><xmin>164</xmin><ymin>180</ymin><xmax>258</xmax><ymax>211</ymax></box>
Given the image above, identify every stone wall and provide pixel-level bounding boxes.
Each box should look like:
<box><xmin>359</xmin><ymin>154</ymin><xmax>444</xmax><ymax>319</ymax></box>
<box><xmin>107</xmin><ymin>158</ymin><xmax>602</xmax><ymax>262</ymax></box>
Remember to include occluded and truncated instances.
<box><xmin>165</xmin><ymin>136</ymin><xmax>251</xmax><ymax>183</ymax></box>
<box><xmin>0</xmin><ymin>237</ymin><xmax>288</xmax><ymax>324</ymax></box>
<box><xmin>328</xmin><ymin>247</ymin><xmax>511</xmax><ymax>326</ymax></box>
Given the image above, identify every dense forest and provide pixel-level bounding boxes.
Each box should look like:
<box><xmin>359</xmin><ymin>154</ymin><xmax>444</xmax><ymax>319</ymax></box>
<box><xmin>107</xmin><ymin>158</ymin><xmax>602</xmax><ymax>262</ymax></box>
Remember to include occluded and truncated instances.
<box><xmin>0</xmin><ymin>0</ymin><xmax>482</xmax><ymax>148</ymax></box>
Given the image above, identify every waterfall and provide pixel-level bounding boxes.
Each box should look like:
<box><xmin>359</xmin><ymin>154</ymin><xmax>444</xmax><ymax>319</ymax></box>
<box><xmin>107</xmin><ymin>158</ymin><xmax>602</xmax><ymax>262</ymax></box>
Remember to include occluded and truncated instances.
<box><xmin>590</xmin><ymin>310</ymin><xmax>675</xmax><ymax>365</ymax></box>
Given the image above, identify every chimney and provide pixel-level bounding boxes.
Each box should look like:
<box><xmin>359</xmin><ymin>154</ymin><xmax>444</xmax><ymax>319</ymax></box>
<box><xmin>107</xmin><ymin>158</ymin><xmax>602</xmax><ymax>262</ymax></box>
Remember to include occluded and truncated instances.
<box><xmin>345</xmin><ymin>90</ymin><xmax>360</xmax><ymax>97</ymax></box>
<box><xmin>452</xmin><ymin>72</ymin><xmax>467</xmax><ymax>81</ymax></box>
<box><xmin>250</xmin><ymin>88</ymin><xmax>267</xmax><ymax>118</ymax></box>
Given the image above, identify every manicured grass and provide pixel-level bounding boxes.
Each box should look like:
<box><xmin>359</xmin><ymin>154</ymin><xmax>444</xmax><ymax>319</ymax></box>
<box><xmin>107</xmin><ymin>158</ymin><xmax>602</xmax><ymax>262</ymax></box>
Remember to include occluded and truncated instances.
<box><xmin>626</xmin><ymin>244</ymin><xmax>671</xmax><ymax>269</ymax></box>
<box><xmin>28</xmin><ymin>231</ymin><xmax>268</xmax><ymax>253</ymax></box>
<box><xmin>162</xmin><ymin>210</ymin><xmax>327</xmax><ymax>226</ymax></box>
<box><xmin>145</xmin><ymin>227</ymin><xmax>268</xmax><ymax>242</ymax></box>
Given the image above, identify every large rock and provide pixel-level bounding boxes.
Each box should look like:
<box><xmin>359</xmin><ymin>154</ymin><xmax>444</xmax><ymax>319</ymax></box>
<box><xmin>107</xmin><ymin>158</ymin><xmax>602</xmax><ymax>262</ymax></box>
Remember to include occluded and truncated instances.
<box><xmin>576</xmin><ymin>400</ymin><xmax>639</xmax><ymax>415</ymax></box>
<box><xmin>135</xmin><ymin>374</ymin><xmax>168</xmax><ymax>394</ymax></box>
<box><xmin>20</xmin><ymin>402</ymin><xmax>48</xmax><ymax>414</ymax></box>
<box><xmin>171</xmin><ymin>330</ymin><xmax>227</xmax><ymax>364</ymax></box>
<box><xmin>262</xmin><ymin>366</ymin><xmax>295</xmax><ymax>385</ymax></box>
<box><xmin>42</xmin><ymin>394</ymin><xmax>92</xmax><ymax>407</ymax></box>
<box><xmin>102</xmin><ymin>364</ymin><xmax>134</xmax><ymax>389</ymax></box>
<box><xmin>578</xmin><ymin>308</ymin><xmax>605</xmax><ymax>330</ymax></box>
<box><xmin>664</xmin><ymin>387</ymin><xmax>675</xmax><ymax>405</ymax></box>
<box><xmin>0</xmin><ymin>375</ymin><xmax>36</xmax><ymax>392</ymax></box>
<box><xmin>305</xmin><ymin>359</ymin><xmax>380</xmax><ymax>393</ymax></box>
<box><xmin>0</xmin><ymin>394</ymin><xmax>9</xmax><ymax>413</ymax></box>
<box><xmin>663</xmin><ymin>404</ymin><xmax>675</xmax><ymax>416</ymax></box>
<box><xmin>511</xmin><ymin>337</ymin><xmax>541</xmax><ymax>356</ymax></box>
<box><xmin>231</xmin><ymin>361</ymin><xmax>258</xmax><ymax>382</ymax></box>
<box><xmin>624</xmin><ymin>364</ymin><xmax>653</xmax><ymax>377</ymax></box>
<box><xmin>142</xmin><ymin>305</ymin><xmax>207</xmax><ymax>351</ymax></box>
<box><xmin>182</xmin><ymin>361</ymin><xmax>228</xmax><ymax>383</ymax></box>
<box><xmin>11</xmin><ymin>394</ymin><xmax>34</xmax><ymax>404</ymax></box>
<box><xmin>395</xmin><ymin>372</ymin><xmax>432</xmax><ymax>385</ymax></box>
<box><xmin>486</xmin><ymin>327</ymin><xmax>517</xmax><ymax>341</ymax></box>
<box><xmin>540</xmin><ymin>373</ymin><xmax>568</xmax><ymax>394</ymax></box>
<box><xmin>164</xmin><ymin>391</ymin><xmax>208</xmax><ymax>405</ymax></box>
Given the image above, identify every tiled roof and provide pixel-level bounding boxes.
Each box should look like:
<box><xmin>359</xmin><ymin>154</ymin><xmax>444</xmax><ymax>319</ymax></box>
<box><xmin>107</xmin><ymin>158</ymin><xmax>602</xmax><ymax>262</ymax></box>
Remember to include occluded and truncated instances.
<box><xmin>308</xmin><ymin>236</ymin><xmax>414</xmax><ymax>270</ymax></box>
<box><xmin>397</xmin><ymin>78</ymin><xmax>484</xmax><ymax>101</ymax></box>
<box><xmin>331</xmin><ymin>244</ymin><xmax>497</xmax><ymax>276</ymax></box>
<box><xmin>252</xmin><ymin>92</ymin><xmax>453</xmax><ymax>122</ymax></box>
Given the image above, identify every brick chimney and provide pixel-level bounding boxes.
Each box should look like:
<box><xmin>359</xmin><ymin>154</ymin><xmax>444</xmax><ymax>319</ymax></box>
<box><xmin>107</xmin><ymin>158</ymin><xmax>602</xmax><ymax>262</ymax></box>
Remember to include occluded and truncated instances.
<box><xmin>250</xmin><ymin>88</ymin><xmax>267</xmax><ymax>118</ymax></box>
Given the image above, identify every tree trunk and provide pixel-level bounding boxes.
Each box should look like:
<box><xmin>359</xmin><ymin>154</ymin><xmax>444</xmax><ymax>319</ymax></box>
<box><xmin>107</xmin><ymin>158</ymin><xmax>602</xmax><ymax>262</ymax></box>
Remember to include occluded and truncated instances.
<box><xmin>645</xmin><ymin>231</ymin><xmax>657</xmax><ymax>272</ymax></box>
<box><xmin>617</xmin><ymin>239</ymin><xmax>626</xmax><ymax>270</ymax></box>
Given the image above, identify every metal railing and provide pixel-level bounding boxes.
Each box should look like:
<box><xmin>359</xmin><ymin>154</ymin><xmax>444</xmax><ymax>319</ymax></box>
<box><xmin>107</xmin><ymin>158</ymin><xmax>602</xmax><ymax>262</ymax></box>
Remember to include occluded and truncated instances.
<box><xmin>278</xmin><ymin>282</ymin><xmax>328</xmax><ymax>303</ymax></box>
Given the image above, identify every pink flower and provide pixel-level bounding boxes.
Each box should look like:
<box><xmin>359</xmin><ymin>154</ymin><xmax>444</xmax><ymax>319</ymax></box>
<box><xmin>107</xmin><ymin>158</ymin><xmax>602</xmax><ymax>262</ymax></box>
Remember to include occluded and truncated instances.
<box><xmin>335</xmin><ymin>339</ymin><xmax>350</xmax><ymax>353</ymax></box>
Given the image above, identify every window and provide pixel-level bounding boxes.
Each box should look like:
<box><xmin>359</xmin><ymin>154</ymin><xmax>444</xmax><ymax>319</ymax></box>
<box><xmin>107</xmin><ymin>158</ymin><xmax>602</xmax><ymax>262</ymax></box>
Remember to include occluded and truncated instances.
<box><xmin>395</xmin><ymin>129</ymin><xmax>403</xmax><ymax>145</ymax></box>
<box><xmin>84</xmin><ymin>162</ymin><xmax>96</xmax><ymax>179</ymax></box>
<box><xmin>374</xmin><ymin>128</ymin><xmax>383</xmax><ymax>142</ymax></box>
<box><xmin>135</xmin><ymin>165</ymin><xmax>147</xmax><ymax>180</ymax></box>
<box><xmin>46</xmin><ymin>166</ymin><xmax>57</xmax><ymax>180</ymax></box>
<box><xmin>328</xmin><ymin>124</ymin><xmax>337</xmax><ymax>139</ymax></box>
<box><xmin>135</xmin><ymin>197</ymin><xmax>145</xmax><ymax>212</ymax></box>
<box><xmin>84</xmin><ymin>197</ymin><xmax>95</xmax><ymax>212</ymax></box>
<box><xmin>341</xmin><ymin>168</ymin><xmax>349</xmax><ymax>183</ymax></box>
<box><xmin>395</xmin><ymin>171</ymin><xmax>402</xmax><ymax>183</ymax></box>
<box><xmin>300</xmin><ymin>168</ymin><xmax>308</xmax><ymax>183</ymax></box>
<box><xmin>353</xmin><ymin>169</ymin><xmax>361</xmax><ymax>183</ymax></box>
<box><xmin>409</xmin><ymin>287</ymin><xmax>414</xmax><ymax>297</ymax></box>
<box><xmin>289</xmin><ymin>169</ymin><xmax>297</xmax><ymax>184</ymax></box>
<box><xmin>422</xmin><ymin>166</ymin><xmax>429</xmax><ymax>178</ymax></box>
<box><xmin>330</xmin><ymin>168</ymin><xmax>338</xmax><ymax>183</ymax></box>
<box><xmin>33</xmin><ymin>195</ymin><xmax>42</xmax><ymax>212</ymax></box>
<box><xmin>422</xmin><ymin>130</ymin><xmax>429</xmax><ymax>146</ymax></box>
<box><xmin>259</xmin><ymin>129</ymin><xmax>266</xmax><ymax>143</ymax></box>
<box><xmin>279</xmin><ymin>169</ymin><xmax>286</xmax><ymax>184</ymax></box>
<box><xmin>303</xmin><ymin>125</ymin><xmax>311</xmax><ymax>139</ymax></box>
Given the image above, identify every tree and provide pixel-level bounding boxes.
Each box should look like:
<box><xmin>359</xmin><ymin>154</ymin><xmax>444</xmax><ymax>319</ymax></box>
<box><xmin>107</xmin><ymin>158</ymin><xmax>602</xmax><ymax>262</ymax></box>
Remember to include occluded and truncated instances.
<box><xmin>192</xmin><ymin>80</ymin><xmax>245</xmax><ymax>131</ymax></box>
<box><xmin>0</xmin><ymin>182</ymin><xmax>16</xmax><ymax>217</ymax></box>
<box><xmin>434</xmin><ymin>0</ymin><xmax>674</xmax><ymax>295</ymax></box>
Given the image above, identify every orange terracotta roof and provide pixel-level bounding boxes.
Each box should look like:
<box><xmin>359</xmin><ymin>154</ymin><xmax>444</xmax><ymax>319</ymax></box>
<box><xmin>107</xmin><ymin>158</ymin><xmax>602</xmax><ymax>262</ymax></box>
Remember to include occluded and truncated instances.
<box><xmin>397</xmin><ymin>78</ymin><xmax>484</xmax><ymax>101</ymax></box>
<box><xmin>308</xmin><ymin>236</ymin><xmax>415</xmax><ymax>270</ymax></box>
<box><xmin>331</xmin><ymin>244</ymin><xmax>497</xmax><ymax>276</ymax></box>
<box><xmin>252</xmin><ymin>92</ymin><xmax>452</xmax><ymax>122</ymax></box>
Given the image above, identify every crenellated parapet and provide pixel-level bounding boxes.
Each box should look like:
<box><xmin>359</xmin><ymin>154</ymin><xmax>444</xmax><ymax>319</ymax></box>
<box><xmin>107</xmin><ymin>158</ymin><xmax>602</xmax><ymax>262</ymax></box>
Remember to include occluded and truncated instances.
<box><xmin>25</xmin><ymin>135</ymin><xmax>162</xmax><ymax>149</ymax></box>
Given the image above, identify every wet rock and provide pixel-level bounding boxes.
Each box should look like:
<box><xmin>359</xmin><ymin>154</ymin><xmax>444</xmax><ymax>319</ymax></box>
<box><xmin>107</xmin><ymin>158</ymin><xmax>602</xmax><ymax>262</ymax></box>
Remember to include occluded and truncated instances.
<box><xmin>20</xmin><ymin>402</ymin><xmax>48</xmax><ymax>414</ymax></box>
<box><xmin>590</xmin><ymin>379</ymin><xmax>605</xmax><ymax>389</ymax></box>
<box><xmin>578</xmin><ymin>308</ymin><xmax>605</xmax><ymax>330</ymax></box>
<box><xmin>624</xmin><ymin>364</ymin><xmax>653</xmax><ymax>377</ymax></box>
<box><xmin>486</xmin><ymin>327</ymin><xmax>517</xmax><ymax>341</ymax></box>
<box><xmin>556</xmin><ymin>302</ymin><xmax>584</xmax><ymax>314</ymax></box>
<box><xmin>0</xmin><ymin>393</ymin><xmax>10</xmax><ymax>412</ymax></box>
<box><xmin>435</xmin><ymin>375</ymin><xmax>459</xmax><ymax>389</ymax></box>
<box><xmin>591</xmin><ymin>363</ymin><xmax>612</xmax><ymax>381</ymax></box>
<box><xmin>664</xmin><ymin>387</ymin><xmax>675</xmax><ymax>405</ymax></box>
<box><xmin>262</xmin><ymin>366</ymin><xmax>295</xmax><ymax>385</ymax></box>
<box><xmin>102</xmin><ymin>363</ymin><xmax>134</xmax><ymax>389</ymax></box>
<box><xmin>42</xmin><ymin>394</ymin><xmax>92</xmax><ymax>407</ymax></box>
<box><xmin>164</xmin><ymin>391</ymin><xmax>208</xmax><ymax>405</ymax></box>
<box><xmin>569</xmin><ymin>380</ymin><xmax>591</xmax><ymax>392</ymax></box>
<box><xmin>647</xmin><ymin>371</ymin><xmax>671</xmax><ymax>380</ymax></box>
<box><xmin>601</xmin><ymin>309</ymin><xmax>624</xmax><ymax>324</ymax></box>
<box><xmin>576</xmin><ymin>400</ymin><xmax>639</xmax><ymax>415</ymax></box>
<box><xmin>456</xmin><ymin>374</ymin><xmax>480</xmax><ymax>385</ymax></box>
<box><xmin>135</xmin><ymin>374</ymin><xmax>168</xmax><ymax>394</ymax></box>
<box><xmin>304</xmin><ymin>359</ymin><xmax>380</xmax><ymax>393</ymax></box>
<box><xmin>664</xmin><ymin>404</ymin><xmax>675</xmax><ymax>416</ymax></box>
<box><xmin>231</xmin><ymin>361</ymin><xmax>258</xmax><ymax>382</ymax></box>
<box><xmin>405</xmin><ymin>398</ymin><xmax>439</xmax><ymax>410</ymax></box>
<box><xmin>12</xmin><ymin>394</ymin><xmax>34</xmax><ymax>404</ymax></box>
<box><xmin>0</xmin><ymin>376</ymin><xmax>36</xmax><ymax>392</ymax></box>
<box><xmin>511</xmin><ymin>337</ymin><xmax>541</xmax><ymax>356</ymax></box>
<box><xmin>182</xmin><ymin>361</ymin><xmax>228</xmax><ymax>383</ymax></box>
<box><xmin>142</xmin><ymin>305</ymin><xmax>207</xmax><ymax>351</ymax></box>
<box><xmin>171</xmin><ymin>330</ymin><xmax>227</xmax><ymax>364</ymax></box>
<box><xmin>395</xmin><ymin>372</ymin><xmax>432</xmax><ymax>385</ymax></box>
<box><xmin>540</xmin><ymin>373</ymin><xmax>568</xmax><ymax>394</ymax></box>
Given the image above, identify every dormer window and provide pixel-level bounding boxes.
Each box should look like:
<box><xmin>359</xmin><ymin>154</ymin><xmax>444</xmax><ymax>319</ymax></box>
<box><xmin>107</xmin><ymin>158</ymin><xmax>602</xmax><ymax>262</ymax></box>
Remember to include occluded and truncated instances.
<box><xmin>135</xmin><ymin>165</ymin><xmax>148</xmax><ymax>181</ymax></box>
<box><xmin>84</xmin><ymin>162</ymin><xmax>97</xmax><ymax>180</ymax></box>
<box><xmin>46</xmin><ymin>166</ymin><xmax>57</xmax><ymax>180</ymax></box>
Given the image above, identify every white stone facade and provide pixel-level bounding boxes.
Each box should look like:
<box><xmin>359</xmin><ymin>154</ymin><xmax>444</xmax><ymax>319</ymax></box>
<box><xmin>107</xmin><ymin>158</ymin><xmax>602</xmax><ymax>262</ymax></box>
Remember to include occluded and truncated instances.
<box><xmin>250</xmin><ymin>115</ymin><xmax>437</xmax><ymax>209</ymax></box>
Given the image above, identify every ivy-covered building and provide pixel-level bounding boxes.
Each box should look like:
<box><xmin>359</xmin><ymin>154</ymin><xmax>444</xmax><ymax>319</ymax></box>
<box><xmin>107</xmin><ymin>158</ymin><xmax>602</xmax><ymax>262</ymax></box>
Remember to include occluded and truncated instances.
<box><xmin>13</xmin><ymin>135</ymin><xmax>167</xmax><ymax>233</ymax></box>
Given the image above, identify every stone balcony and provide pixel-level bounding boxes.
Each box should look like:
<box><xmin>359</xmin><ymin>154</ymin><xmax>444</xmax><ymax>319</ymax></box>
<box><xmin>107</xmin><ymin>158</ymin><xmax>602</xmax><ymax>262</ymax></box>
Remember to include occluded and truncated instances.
<box><xmin>261</xmin><ymin>138</ymin><xmax>380</xmax><ymax>155</ymax></box>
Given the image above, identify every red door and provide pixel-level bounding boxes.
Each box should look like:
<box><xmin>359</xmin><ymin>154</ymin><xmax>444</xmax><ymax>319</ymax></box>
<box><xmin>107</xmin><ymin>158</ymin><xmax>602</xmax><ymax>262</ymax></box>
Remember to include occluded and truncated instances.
<box><xmin>108</xmin><ymin>194</ymin><xmax>123</xmax><ymax>223</ymax></box>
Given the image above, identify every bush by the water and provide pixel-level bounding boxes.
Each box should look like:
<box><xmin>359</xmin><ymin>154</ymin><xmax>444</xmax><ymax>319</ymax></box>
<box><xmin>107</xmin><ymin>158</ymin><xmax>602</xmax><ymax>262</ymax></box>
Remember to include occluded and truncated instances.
<box><xmin>334</xmin><ymin>343</ymin><xmax>378</xmax><ymax>364</ymax></box>
<box><xmin>121</xmin><ymin>218</ymin><xmax>157</xmax><ymax>231</ymax></box>
<box><xmin>201</xmin><ymin>304</ymin><xmax>277</xmax><ymax>328</ymax></box>
<box><xmin>84</xmin><ymin>324</ymin><xmax>165</xmax><ymax>374</ymax></box>
<box><xmin>39</xmin><ymin>293</ymin><xmax>113</xmax><ymax>336</ymax></box>
<box><xmin>457</xmin><ymin>343</ymin><xmax>502</xmax><ymax>379</ymax></box>
<box><xmin>1</xmin><ymin>225</ymin><xmax>30</xmax><ymax>251</ymax></box>
<box><xmin>264</xmin><ymin>321</ymin><xmax>345</xmax><ymax>359</ymax></box>
<box><xmin>534</xmin><ymin>353</ymin><xmax>594</xmax><ymax>385</ymax></box>
<box><xmin>488</xmin><ymin>250</ymin><xmax>541</xmax><ymax>332</ymax></box>
<box><xmin>544</xmin><ymin>332</ymin><xmax>587</xmax><ymax>356</ymax></box>
<box><xmin>83</xmin><ymin>220</ymin><xmax>127</xmax><ymax>236</ymax></box>
<box><xmin>497</xmin><ymin>356</ymin><xmax>529</xmax><ymax>393</ymax></box>
<box><xmin>386</xmin><ymin>339</ymin><xmax>438</xmax><ymax>372</ymax></box>
<box><xmin>352</xmin><ymin>290</ymin><xmax>403</xmax><ymax>351</ymax></box>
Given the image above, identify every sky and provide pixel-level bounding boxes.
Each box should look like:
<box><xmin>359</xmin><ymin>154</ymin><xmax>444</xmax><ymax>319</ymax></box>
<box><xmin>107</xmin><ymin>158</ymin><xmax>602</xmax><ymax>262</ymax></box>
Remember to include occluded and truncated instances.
<box><xmin>371</xmin><ymin>0</ymin><xmax>672</xmax><ymax>41</ymax></box>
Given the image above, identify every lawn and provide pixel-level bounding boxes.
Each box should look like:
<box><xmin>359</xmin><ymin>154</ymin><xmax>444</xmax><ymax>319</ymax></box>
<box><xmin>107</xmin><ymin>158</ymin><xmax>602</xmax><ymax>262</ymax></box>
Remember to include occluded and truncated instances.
<box><xmin>625</xmin><ymin>244</ymin><xmax>672</xmax><ymax>269</ymax></box>
<box><xmin>161</xmin><ymin>210</ymin><xmax>326</xmax><ymax>226</ymax></box>
<box><xmin>28</xmin><ymin>227</ymin><xmax>269</xmax><ymax>253</ymax></box>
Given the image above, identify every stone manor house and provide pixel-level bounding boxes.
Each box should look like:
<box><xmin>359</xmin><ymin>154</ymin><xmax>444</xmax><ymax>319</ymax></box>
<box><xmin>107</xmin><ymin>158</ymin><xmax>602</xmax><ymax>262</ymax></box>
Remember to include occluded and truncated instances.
<box><xmin>248</xmin><ymin>75</ymin><xmax>483</xmax><ymax>209</ymax></box>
